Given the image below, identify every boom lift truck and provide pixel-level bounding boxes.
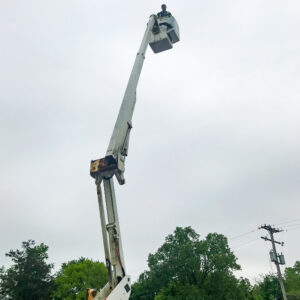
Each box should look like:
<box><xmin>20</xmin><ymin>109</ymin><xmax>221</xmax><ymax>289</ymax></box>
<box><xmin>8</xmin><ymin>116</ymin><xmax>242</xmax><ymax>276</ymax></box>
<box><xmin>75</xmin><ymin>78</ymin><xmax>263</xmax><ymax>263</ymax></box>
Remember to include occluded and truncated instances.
<box><xmin>87</xmin><ymin>7</ymin><xmax>180</xmax><ymax>300</ymax></box>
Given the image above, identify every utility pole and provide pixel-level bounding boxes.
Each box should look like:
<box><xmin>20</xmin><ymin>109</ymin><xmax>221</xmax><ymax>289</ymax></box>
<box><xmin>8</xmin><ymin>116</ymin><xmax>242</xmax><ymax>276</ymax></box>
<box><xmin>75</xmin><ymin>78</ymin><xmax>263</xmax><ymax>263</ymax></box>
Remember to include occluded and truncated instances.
<box><xmin>259</xmin><ymin>224</ymin><xmax>287</xmax><ymax>300</ymax></box>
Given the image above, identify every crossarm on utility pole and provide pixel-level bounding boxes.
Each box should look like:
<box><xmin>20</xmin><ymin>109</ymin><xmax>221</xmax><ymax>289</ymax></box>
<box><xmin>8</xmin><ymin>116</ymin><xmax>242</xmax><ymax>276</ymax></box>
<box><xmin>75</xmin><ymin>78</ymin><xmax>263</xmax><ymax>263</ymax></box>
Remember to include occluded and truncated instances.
<box><xmin>261</xmin><ymin>236</ymin><xmax>284</xmax><ymax>246</ymax></box>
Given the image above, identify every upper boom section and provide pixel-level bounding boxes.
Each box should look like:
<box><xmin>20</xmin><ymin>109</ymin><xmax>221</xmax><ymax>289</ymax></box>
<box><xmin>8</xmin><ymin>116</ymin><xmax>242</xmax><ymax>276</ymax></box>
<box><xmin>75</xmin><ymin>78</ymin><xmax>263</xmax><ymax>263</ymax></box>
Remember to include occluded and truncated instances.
<box><xmin>91</xmin><ymin>10</ymin><xmax>180</xmax><ymax>185</ymax></box>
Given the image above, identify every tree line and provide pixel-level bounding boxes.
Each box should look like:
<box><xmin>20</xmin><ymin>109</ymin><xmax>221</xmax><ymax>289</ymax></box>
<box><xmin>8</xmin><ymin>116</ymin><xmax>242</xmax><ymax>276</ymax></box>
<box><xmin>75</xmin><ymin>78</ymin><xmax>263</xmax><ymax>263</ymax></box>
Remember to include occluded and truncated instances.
<box><xmin>0</xmin><ymin>227</ymin><xmax>299</xmax><ymax>300</ymax></box>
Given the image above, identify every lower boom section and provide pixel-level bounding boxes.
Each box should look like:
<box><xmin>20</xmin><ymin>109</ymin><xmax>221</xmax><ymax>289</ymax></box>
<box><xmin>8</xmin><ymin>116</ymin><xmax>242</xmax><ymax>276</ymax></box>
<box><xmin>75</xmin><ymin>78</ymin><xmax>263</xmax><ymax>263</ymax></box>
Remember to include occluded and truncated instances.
<box><xmin>86</xmin><ymin>276</ymin><xmax>131</xmax><ymax>300</ymax></box>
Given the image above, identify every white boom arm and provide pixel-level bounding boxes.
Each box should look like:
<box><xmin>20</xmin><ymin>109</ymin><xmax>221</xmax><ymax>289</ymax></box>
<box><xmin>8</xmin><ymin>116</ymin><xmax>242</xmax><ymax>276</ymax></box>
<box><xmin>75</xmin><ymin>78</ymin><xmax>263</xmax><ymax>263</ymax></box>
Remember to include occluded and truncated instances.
<box><xmin>88</xmin><ymin>11</ymin><xmax>180</xmax><ymax>300</ymax></box>
<box><xmin>106</xmin><ymin>16</ymin><xmax>156</xmax><ymax>165</ymax></box>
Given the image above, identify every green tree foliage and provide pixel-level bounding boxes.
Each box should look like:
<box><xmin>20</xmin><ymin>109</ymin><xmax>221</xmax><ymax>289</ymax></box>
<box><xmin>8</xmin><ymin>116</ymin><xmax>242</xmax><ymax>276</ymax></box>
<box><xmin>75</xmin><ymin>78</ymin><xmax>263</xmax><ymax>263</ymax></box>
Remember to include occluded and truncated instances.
<box><xmin>0</xmin><ymin>240</ymin><xmax>54</xmax><ymax>300</ymax></box>
<box><xmin>130</xmin><ymin>226</ymin><xmax>248</xmax><ymax>300</ymax></box>
<box><xmin>252</xmin><ymin>274</ymin><xmax>283</xmax><ymax>300</ymax></box>
<box><xmin>53</xmin><ymin>257</ymin><xmax>107</xmax><ymax>300</ymax></box>
<box><xmin>285</xmin><ymin>261</ymin><xmax>300</xmax><ymax>298</ymax></box>
<box><xmin>155</xmin><ymin>282</ymin><xmax>204</xmax><ymax>300</ymax></box>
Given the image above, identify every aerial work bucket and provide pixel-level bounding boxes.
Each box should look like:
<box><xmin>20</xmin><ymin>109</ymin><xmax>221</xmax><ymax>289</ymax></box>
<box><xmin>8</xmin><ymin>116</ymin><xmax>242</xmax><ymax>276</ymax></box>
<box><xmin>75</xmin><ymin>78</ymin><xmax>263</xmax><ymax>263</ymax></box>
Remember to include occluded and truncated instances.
<box><xmin>149</xmin><ymin>16</ymin><xmax>180</xmax><ymax>53</ymax></box>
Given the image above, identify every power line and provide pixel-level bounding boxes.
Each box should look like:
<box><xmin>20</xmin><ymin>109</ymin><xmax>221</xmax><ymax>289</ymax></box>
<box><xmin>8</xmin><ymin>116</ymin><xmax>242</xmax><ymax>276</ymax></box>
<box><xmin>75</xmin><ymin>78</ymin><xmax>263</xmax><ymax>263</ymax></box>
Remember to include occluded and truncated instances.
<box><xmin>228</xmin><ymin>220</ymin><xmax>299</xmax><ymax>242</ymax></box>
<box><xmin>286</xmin><ymin>226</ymin><xmax>300</xmax><ymax>232</ymax></box>
<box><xmin>282</xmin><ymin>223</ymin><xmax>300</xmax><ymax>228</ymax></box>
<box><xmin>232</xmin><ymin>237</ymin><xmax>260</xmax><ymax>249</ymax></box>
<box><xmin>274</xmin><ymin>218</ymin><xmax>300</xmax><ymax>226</ymax></box>
<box><xmin>229</xmin><ymin>229</ymin><xmax>258</xmax><ymax>240</ymax></box>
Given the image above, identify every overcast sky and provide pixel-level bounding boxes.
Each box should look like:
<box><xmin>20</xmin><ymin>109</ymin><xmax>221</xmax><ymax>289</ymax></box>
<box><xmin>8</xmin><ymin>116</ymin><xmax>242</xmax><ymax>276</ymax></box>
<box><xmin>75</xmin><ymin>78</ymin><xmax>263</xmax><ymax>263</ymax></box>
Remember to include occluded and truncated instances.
<box><xmin>1</xmin><ymin>0</ymin><xmax>300</xmax><ymax>284</ymax></box>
